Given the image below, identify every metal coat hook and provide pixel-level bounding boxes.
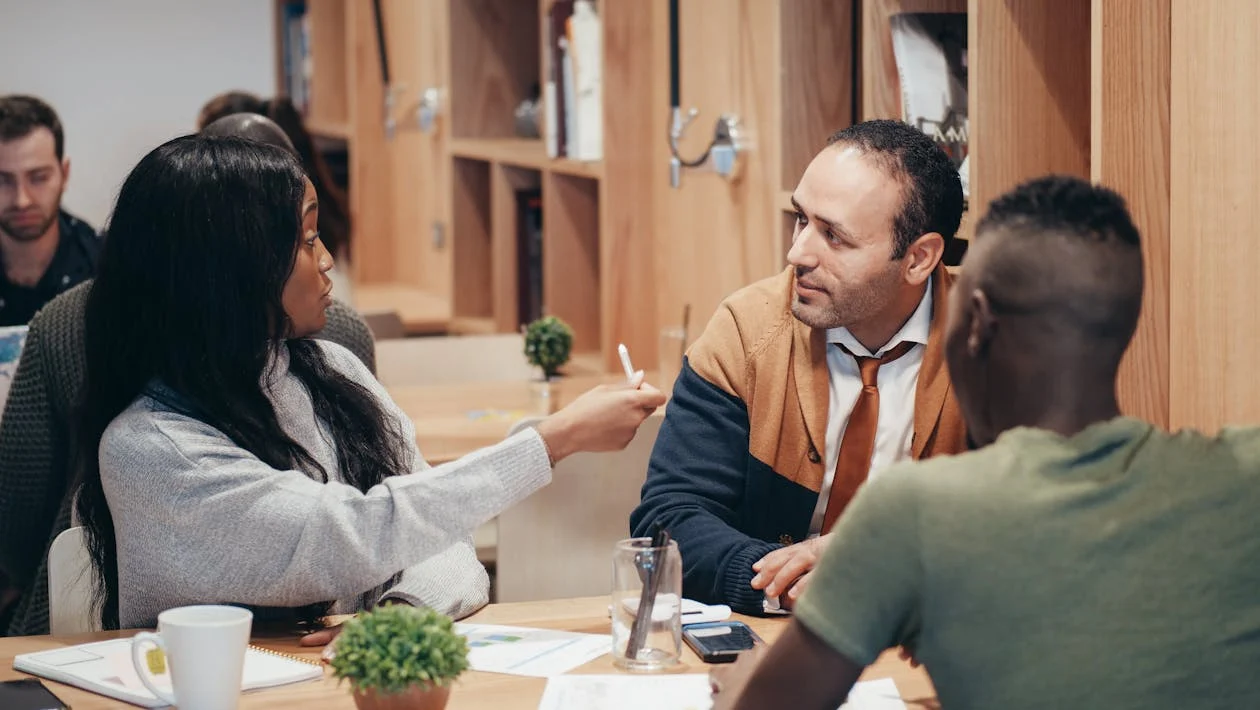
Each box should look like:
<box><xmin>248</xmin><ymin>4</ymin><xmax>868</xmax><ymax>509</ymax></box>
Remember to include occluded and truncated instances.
<box><xmin>381</xmin><ymin>85</ymin><xmax>446</xmax><ymax>140</ymax></box>
<box><xmin>384</xmin><ymin>84</ymin><xmax>401</xmax><ymax>141</ymax></box>
<box><xmin>416</xmin><ymin>87</ymin><xmax>443</xmax><ymax>134</ymax></box>
<box><xmin>666</xmin><ymin>0</ymin><xmax>742</xmax><ymax>187</ymax></box>
<box><xmin>668</xmin><ymin>107</ymin><xmax>743</xmax><ymax>188</ymax></box>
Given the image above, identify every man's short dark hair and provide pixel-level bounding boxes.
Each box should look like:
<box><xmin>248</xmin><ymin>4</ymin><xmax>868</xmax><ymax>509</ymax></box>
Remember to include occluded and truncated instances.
<box><xmin>0</xmin><ymin>95</ymin><xmax>65</xmax><ymax>159</ymax></box>
<box><xmin>826</xmin><ymin>119</ymin><xmax>964</xmax><ymax>259</ymax></box>
<box><xmin>974</xmin><ymin>174</ymin><xmax>1143</xmax><ymax>351</ymax></box>
<box><xmin>976</xmin><ymin>174</ymin><xmax>1141</xmax><ymax>248</ymax></box>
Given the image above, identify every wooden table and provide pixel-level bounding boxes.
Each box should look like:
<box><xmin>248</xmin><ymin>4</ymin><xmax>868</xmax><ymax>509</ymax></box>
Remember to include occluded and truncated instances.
<box><xmin>0</xmin><ymin>597</ymin><xmax>935</xmax><ymax>709</ymax></box>
<box><xmin>392</xmin><ymin>372</ymin><xmax>659</xmax><ymax>465</ymax></box>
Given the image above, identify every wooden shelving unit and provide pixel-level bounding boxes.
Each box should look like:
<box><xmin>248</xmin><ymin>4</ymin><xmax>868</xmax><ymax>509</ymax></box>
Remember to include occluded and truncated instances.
<box><xmin>289</xmin><ymin>0</ymin><xmax>1260</xmax><ymax>433</ymax></box>
<box><xmin>432</xmin><ymin>0</ymin><xmax>655</xmax><ymax>369</ymax></box>
<box><xmin>274</xmin><ymin>1</ymin><xmax>353</xmax><ymax>143</ymax></box>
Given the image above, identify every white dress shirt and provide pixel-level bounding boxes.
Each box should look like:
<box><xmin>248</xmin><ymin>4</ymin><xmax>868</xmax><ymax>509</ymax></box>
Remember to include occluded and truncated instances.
<box><xmin>806</xmin><ymin>278</ymin><xmax>934</xmax><ymax>538</ymax></box>
<box><xmin>762</xmin><ymin>279</ymin><xmax>935</xmax><ymax>614</ymax></box>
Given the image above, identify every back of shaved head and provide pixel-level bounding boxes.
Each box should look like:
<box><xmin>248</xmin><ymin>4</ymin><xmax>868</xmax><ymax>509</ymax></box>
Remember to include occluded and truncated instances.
<box><xmin>968</xmin><ymin>175</ymin><xmax>1144</xmax><ymax>365</ymax></box>
<box><xmin>945</xmin><ymin>175</ymin><xmax>1144</xmax><ymax>446</ymax></box>
<box><xmin>200</xmin><ymin>113</ymin><xmax>297</xmax><ymax>157</ymax></box>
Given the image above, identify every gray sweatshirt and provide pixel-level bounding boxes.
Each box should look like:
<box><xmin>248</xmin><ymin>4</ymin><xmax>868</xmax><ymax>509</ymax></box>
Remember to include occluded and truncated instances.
<box><xmin>99</xmin><ymin>340</ymin><xmax>552</xmax><ymax>628</ymax></box>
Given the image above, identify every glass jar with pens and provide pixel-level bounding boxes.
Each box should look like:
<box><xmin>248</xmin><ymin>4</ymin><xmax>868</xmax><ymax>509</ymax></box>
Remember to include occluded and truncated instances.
<box><xmin>611</xmin><ymin>527</ymin><xmax>682</xmax><ymax>671</ymax></box>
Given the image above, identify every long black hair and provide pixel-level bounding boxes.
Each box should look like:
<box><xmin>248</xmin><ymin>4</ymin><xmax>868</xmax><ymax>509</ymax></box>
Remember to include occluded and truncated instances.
<box><xmin>74</xmin><ymin>135</ymin><xmax>407</xmax><ymax>629</ymax></box>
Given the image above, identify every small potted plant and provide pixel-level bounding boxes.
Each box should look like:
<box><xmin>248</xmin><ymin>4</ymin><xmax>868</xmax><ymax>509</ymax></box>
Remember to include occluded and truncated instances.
<box><xmin>329</xmin><ymin>605</ymin><xmax>470</xmax><ymax>710</ymax></box>
<box><xmin>523</xmin><ymin>315</ymin><xmax>574</xmax><ymax>380</ymax></box>
<box><xmin>523</xmin><ymin>316</ymin><xmax>573</xmax><ymax>413</ymax></box>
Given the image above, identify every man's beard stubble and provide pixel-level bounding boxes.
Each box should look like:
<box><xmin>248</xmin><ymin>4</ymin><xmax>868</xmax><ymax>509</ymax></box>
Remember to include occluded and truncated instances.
<box><xmin>0</xmin><ymin>208</ymin><xmax>58</xmax><ymax>243</ymax></box>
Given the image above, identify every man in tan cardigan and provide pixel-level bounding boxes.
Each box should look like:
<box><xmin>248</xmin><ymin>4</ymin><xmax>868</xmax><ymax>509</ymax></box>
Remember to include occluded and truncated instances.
<box><xmin>631</xmin><ymin>120</ymin><xmax>968</xmax><ymax>615</ymax></box>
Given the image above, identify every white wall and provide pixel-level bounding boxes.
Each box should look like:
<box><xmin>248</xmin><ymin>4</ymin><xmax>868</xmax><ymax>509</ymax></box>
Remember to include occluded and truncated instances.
<box><xmin>0</xmin><ymin>0</ymin><xmax>275</xmax><ymax>229</ymax></box>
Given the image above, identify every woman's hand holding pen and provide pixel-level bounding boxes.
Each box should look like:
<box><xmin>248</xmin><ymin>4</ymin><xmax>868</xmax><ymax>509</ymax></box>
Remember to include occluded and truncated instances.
<box><xmin>535</xmin><ymin>371</ymin><xmax>666</xmax><ymax>464</ymax></box>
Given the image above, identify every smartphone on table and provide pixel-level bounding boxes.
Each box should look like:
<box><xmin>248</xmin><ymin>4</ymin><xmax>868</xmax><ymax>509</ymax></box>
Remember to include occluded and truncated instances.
<box><xmin>682</xmin><ymin>620</ymin><xmax>763</xmax><ymax>664</ymax></box>
<box><xmin>0</xmin><ymin>679</ymin><xmax>72</xmax><ymax>710</ymax></box>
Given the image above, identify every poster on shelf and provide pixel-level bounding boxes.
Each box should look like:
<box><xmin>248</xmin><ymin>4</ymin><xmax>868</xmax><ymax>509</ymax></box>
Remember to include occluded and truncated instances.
<box><xmin>889</xmin><ymin>12</ymin><xmax>968</xmax><ymax>195</ymax></box>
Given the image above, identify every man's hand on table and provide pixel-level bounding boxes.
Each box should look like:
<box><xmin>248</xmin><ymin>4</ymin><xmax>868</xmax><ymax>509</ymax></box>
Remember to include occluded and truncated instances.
<box><xmin>750</xmin><ymin>535</ymin><xmax>830</xmax><ymax>610</ymax></box>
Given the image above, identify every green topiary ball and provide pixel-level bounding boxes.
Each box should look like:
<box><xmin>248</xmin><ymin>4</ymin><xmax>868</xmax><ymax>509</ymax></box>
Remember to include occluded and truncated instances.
<box><xmin>329</xmin><ymin>605</ymin><xmax>470</xmax><ymax>695</ymax></box>
<box><xmin>523</xmin><ymin>316</ymin><xmax>574</xmax><ymax>379</ymax></box>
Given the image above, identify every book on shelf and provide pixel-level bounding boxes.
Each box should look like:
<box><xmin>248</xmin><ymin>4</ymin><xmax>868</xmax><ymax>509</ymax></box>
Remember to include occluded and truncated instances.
<box><xmin>546</xmin><ymin>0</ymin><xmax>574</xmax><ymax>158</ymax></box>
<box><xmin>889</xmin><ymin>12</ymin><xmax>968</xmax><ymax>194</ymax></box>
<box><xmin>545</xmin><ymin>0</ymin><xmax>602</xmax><ymax>161</ymax></box>
<box><xmin>280</xmin><ymin>1</ymin><xmax>311</xmax><ymax>113</ymax></box>
<box><xmin>517</xmin><ymin>189</ymin><xmax>545</xmax><ymax>328</ymax></box>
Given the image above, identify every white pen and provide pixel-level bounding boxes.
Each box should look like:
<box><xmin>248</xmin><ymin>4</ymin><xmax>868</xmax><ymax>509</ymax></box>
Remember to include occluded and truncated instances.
<box><xmin>617</xmin><ymin>343</ymin><xmax>636</xmax><ymax>382</ymax></box>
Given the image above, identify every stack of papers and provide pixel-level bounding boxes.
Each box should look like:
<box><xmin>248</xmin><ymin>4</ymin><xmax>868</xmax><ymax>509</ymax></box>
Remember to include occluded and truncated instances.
<box><xmin>537</xmin><ymin>675</ymin><xmax>906</xmax><ymax>710</ymax></box>
<box><xmin>454</xmin><ymin>623</ymin><xmax>611</xmax><ymax>678</ymax></box>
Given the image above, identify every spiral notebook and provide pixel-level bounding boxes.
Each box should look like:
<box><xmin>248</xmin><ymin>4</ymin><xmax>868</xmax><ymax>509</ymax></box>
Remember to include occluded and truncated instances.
<box><xmin>13</xmin><ymin>638</ymin><xmax>323</xmax><ymax>708</ymax></box>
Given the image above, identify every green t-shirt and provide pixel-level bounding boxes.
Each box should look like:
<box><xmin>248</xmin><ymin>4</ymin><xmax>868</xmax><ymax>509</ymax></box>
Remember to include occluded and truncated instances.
<box><xmin>796</xmin><ymin>417</ymin><xmax>1260</xmax><ymax>709</ymax></box>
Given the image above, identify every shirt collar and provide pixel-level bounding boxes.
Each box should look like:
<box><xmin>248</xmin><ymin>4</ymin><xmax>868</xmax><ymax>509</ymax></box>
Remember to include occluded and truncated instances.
<box><xmin>826</xmin><ymin>276</ymin><xmax>933</xmax><ymax>357</ymax></box>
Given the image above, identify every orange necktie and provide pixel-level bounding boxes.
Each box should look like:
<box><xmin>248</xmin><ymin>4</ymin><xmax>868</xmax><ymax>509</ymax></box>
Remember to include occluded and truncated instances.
<box><xmin>820</xmin><ymin>341</ymin><xmax>916</xmax><ymax>534</ymax></box>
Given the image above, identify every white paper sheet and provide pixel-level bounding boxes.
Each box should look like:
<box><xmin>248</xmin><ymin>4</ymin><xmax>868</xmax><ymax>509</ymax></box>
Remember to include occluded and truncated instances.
<box><xmin>454</xmin><ymin>623</ymin><xmax>611</xmax><ymax>678</ymax></box>
<box><xmin>842</xmin><ymin>678</ymin><xmax>907</xmax><ymax>709</ymax></box>
<box><xmin>536</xmin><ymin>674</ymin><xmax>906</xmax><ymax>710</ymax></box>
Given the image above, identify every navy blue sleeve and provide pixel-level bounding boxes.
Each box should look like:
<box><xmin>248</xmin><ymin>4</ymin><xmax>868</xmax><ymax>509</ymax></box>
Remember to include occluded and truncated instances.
<box><xmin>630</xmin><ymin>358</ymin><xmax>781</xmax><ymax>615</ymax></box>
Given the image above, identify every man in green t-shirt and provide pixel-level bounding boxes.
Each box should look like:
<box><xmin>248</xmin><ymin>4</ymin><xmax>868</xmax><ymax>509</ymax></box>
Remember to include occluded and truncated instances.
<box><xmin>712</xmin><ymin>175</ymin><xmax>1260</xmax><ymax>709</ymax></box>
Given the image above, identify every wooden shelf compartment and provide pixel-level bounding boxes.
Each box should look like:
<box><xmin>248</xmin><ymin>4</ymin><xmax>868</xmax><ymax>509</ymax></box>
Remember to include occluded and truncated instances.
<box><xmin>491</xmin><ymin>164</ymin><xmax>544</xmax><ymax>332</ymax></box>
<box><xmin>543</xmin><ymin>172</ymin><xmax>601</xmax><ymax>356</ymax></box>
<box><xmin>452</xmin><ymin>158</ymin><xmax>546</xmax><ymax>333</ymax></box>
<box><xmin>780</xmin><ymin>0</ymin><xmax>855</xmax><ymax>192</ymax></box>
<box><xmin>450</xmin><ymin>0</ymin><xmax>541</xmax><ymax>139</ymax></box>
<box><xmin>860</xmin><ymin>0</ymin><xmax>969</xmax><ymax>122</ymax></box>
<box><xmin>452</xmin><ymin>158</ymin><xmax>494</xmax><ymax>321</ymax></box>
<box><xmin>968</xmin><ymin>0</ymin><xmax>1091</xmax><ymax>214</ymax></box>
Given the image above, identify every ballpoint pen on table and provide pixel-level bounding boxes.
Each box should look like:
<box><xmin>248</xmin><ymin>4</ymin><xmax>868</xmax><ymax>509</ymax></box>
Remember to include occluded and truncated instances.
<box><xmin>626</xmin><ymin>523</ymin><xmax>671</xmax><ymax>660</ymax></box>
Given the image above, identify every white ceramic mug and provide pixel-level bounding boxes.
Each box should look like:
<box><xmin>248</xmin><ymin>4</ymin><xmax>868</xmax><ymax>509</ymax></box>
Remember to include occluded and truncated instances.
<box><xmin>130</xmin><ymin>605</ymin><xmax>252</xmax><ymax>710</ymax></box>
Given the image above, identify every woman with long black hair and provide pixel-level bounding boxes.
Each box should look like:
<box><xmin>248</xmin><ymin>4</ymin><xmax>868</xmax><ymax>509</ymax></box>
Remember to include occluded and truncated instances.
<box><xmin>74</xmin><ymin>135</ymin><xmax>664</xmax><ymax>631</ymax></box>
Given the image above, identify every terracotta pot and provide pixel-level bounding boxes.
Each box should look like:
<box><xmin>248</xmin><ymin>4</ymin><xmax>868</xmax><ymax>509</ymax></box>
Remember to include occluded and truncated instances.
<box><xmin>352</xmin><ymin>684</ymin><xmax>451</xmax><ymax>710</ymax></box>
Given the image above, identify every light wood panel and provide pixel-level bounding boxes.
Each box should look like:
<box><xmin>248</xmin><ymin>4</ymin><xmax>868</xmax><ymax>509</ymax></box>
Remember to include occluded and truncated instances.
<box><xmin>600</xmin><ymin>0</ymin><xmax>661</xmax><ymax>370</ymax></box>
<box><xmin>1168</xmin><ymin>0</ymin><xmax>1260</xmax><ymax>432</ymax></box>
<box><xmin>861</xmin><ymin>0</ymin><xmax>968</xmax><ymax>122</ymax></box>
<box><xmin>381</xmin><ymin>0</ymin><xmax>452</xmax><ymax>300</ymax></box>
<box><xmin>654</xmin><ymin>0</ymin><xmax>782</xmax><ymax>338</ymax></box>
<box><xmin>347</xmin><ymin>0</ymin><xmax>395</xmax><ymax>284</ymax></box>
<box><xmin>780</xmin><ymin>0</ymin><xmax>854</xmax><ymax>191</ymax></box>
<box><xmin>968</xmin><ymin>0</ymin><xmax>1091</xmax><ymax>215</ymax></box>
<box><xmin>381</xmin><ymin>0</ymin><xmax>425</xmax><ymax>290</ymax></box>
<box><xmin>449</xmin><ymin>0</ymin><xmax>541</xmax><ymax>139</ymax></box>
<box><xmin>452</xmin><ymin>158</ymin><xmax>493</xmax><ymax>319</ymax></box>
<box><xmin>1091</xmin><ymin>0</ymin><xmax>1170</xmax><ymax>429</ymax></box>
<box><xmin>543</xmin><ymin>173</ymin><xmax>601</xmax><ymax>354</ymax></box>
<box><xmin>307</xmin><ymin>0</ymin><xmax>349</xmax><ymax>130</ymax></box>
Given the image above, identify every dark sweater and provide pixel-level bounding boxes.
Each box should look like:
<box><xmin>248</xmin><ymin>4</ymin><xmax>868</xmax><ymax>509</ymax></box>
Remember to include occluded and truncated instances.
<box><xmin>631</xmin><ymin>267</ymin><xmax>967</xmax><ymax>615</ymax></box>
